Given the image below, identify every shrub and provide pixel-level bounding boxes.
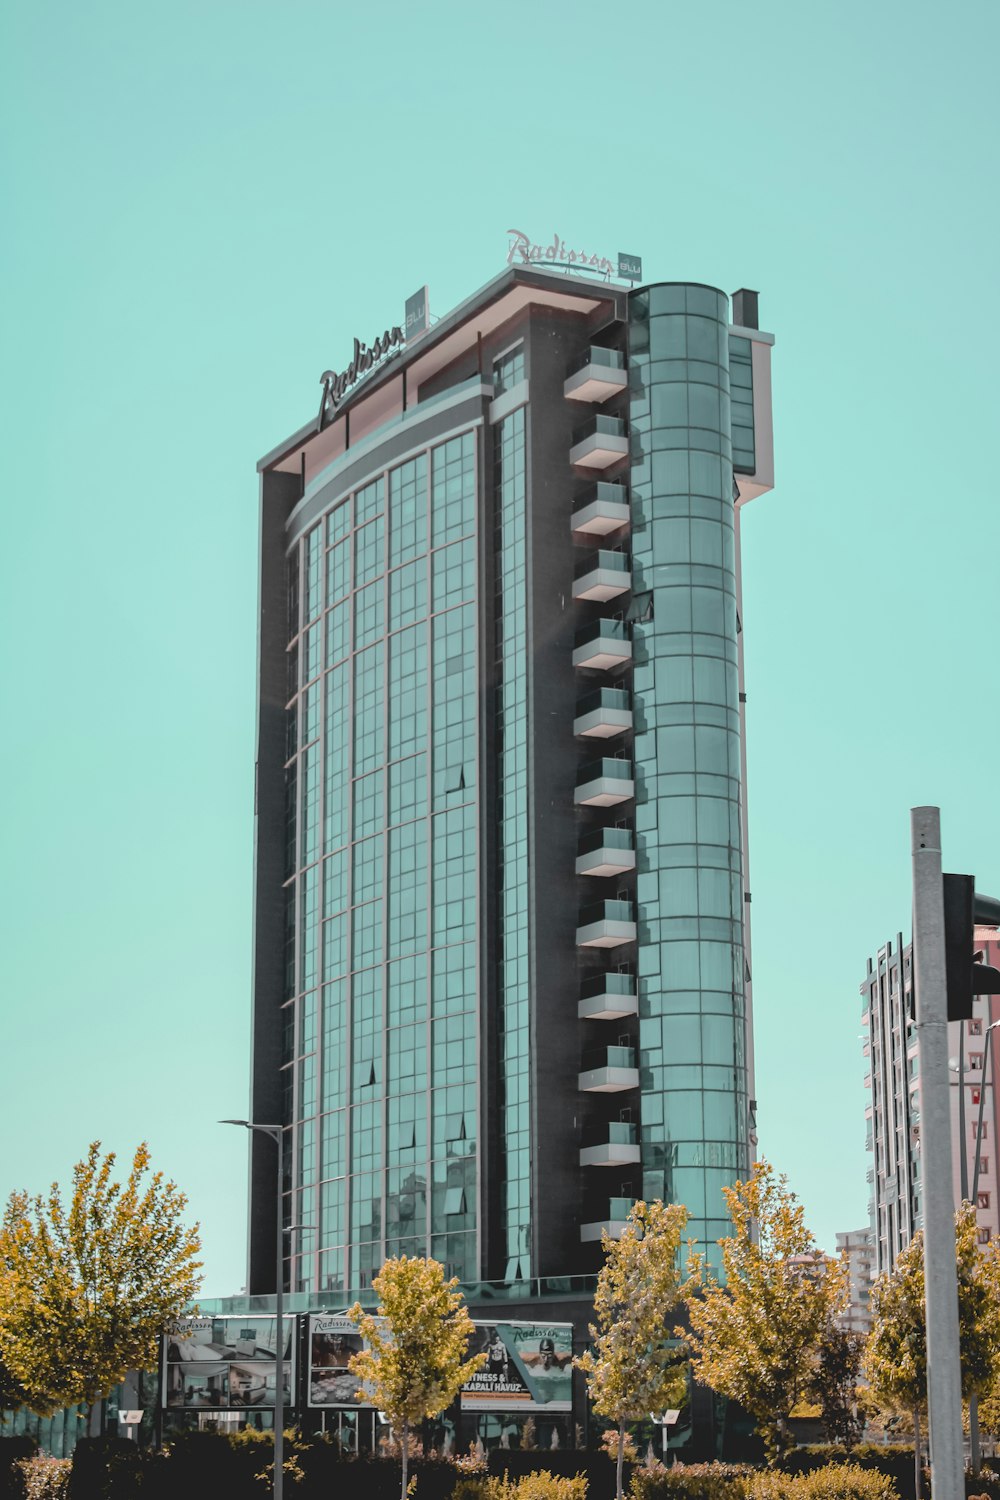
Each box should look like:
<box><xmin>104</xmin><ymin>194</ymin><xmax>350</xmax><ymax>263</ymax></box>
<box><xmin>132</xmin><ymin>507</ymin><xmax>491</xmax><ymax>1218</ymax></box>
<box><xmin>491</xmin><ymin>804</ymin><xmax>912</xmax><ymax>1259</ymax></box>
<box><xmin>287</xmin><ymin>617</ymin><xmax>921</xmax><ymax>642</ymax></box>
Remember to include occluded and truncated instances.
<box><xmin>67</xmin><ymin>1436</ymin><xmax>144</xmax><ymax>1500</ymax></box>
<box><xmin>631</xmin><ymin>1462</ymin><xmax>754</xmax><ymax>1500</ymax></box>
<box><xmin>746</xmin><ymin>1465</ymin><xmax>900</xmax><ymax>1500</ymax></box>
<box><xmin>14</xmin><ymin>1459</ymin><xmax>72</xmax><ymax>1500</ymax></box>
<box><xmin>486</xmin><ymin>1474</ymin><xmax>588</xmax><ymax>1500</ymax></box>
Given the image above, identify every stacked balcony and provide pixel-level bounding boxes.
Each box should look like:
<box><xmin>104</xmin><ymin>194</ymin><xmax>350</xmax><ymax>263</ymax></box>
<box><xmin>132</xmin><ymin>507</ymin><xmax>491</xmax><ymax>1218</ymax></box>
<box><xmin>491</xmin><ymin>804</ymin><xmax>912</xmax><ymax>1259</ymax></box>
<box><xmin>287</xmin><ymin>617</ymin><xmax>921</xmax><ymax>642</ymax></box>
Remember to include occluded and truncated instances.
<box><xmin>574</xmin><ymin>758</ymin><xmax>634</xmax><ymax>808</ymax></box>
<box><xmin>570</xmin><ymin>415</ymin><xmax>629</xmax><ymax>471</ymax></box>
<box><xmin>574</xmin><ymin>687</ymin><xmax>632</xmax><ymax>739</ymax></box>
<box><xmin>576</xmin><ymin>898</ymin><xmax>636</xmax><ymax>949</ymax></box>
<box><xmin>572</xmin><ymin>482</ymin><xmax>630</xmax><ymax>538</ymax></box>
<box><xmin>564</xmin><ymin>346</ymin><xmax>628</xmax><ymax>405</ymax></box>
<box><xmin>573</xmin><ymin>619</ymin><xmax>631</xmax><ymax>671</ymax></box>
<box><xmin>576</xmin><ymin>826</ymin><xmax>635</xmax><ymax>878</ymax></box>
<box><xmin>578</xmin><ymin>1044</ymin><xmax>639</xmax><ymax>1093</ymax></box>
<box><xmin>580</xmin><ymin>1196</ymin><xmax>636</xmax><ymax>1243</ymax></box>
<box><xmin>572</xmin><ymin>549</ymin><xmax>631</xmax><ymax>603</ymax></box>
<box><xmin>579</xmin><ymin>1121</ymin><xmax>641</xmax><ymax>1168</ymax></box>
<box><xmin>578</xmin><ymin>970</ymin><xmax>637</xmax><ymax>1021</ymax></box>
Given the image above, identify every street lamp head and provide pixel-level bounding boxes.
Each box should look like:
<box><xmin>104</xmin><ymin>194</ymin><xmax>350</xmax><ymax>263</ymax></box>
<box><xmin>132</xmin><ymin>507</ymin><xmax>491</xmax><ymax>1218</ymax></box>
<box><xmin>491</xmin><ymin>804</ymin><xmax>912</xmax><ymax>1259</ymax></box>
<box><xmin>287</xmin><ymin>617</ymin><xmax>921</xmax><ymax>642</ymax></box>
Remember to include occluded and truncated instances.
<box><xmin>220</xmin><ymin>1119</ymin><xmax>250</xmax><ymax>1127</ymax></box>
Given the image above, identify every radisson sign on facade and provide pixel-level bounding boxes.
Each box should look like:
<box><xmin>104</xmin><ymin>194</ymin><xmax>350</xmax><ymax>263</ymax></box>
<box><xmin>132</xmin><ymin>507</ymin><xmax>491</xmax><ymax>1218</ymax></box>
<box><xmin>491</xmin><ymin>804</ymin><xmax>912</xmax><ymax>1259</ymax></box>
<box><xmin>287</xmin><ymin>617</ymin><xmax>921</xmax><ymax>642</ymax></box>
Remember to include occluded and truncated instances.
<box><xmin>317</xmin><ymin>326</ymin><xmax>404</xmax><ymax>429</ymax></box>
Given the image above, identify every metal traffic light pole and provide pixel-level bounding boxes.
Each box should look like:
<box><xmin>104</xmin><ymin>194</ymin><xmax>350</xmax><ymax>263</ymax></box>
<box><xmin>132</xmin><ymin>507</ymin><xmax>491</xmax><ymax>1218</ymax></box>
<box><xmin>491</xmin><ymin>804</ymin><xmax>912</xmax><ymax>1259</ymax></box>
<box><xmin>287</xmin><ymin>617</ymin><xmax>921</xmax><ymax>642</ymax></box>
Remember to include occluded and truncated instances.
<box><xmin>911</xmin><ymin>808</ymin><xmax>964</xmax><ymax>1500</ymax></box>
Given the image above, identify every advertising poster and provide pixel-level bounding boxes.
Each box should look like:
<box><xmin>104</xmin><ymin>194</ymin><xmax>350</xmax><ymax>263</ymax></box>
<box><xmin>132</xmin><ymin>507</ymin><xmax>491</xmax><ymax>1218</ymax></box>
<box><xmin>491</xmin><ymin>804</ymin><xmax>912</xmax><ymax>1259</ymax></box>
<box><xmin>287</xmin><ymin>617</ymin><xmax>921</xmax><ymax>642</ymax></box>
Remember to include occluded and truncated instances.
<box><xmin>163</xmin><ymin>1317</ymin><xmax>292</xmax><ymax>1410</ymax></box>
<box><xmin>308</xmin><ymin>1314</ymin><xmax>368</xmax><ymax>1408</ymax></box>
<box><xmin>460</xmin><ymin>1322</ymin><xmax>573</xmax><ymax>1412</ymax></box>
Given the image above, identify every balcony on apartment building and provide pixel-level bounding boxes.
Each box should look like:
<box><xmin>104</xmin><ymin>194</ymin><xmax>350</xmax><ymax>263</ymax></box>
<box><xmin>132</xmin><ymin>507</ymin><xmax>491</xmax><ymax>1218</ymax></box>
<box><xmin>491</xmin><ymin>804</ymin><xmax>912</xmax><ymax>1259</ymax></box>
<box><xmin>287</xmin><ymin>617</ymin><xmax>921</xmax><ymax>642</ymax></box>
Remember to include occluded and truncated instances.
<box><xmin>580</xmin><ymin>1195</ymin><xmax>636</xmax><ymax>1243</ymax></box>
<box><xmin>564</xmin><ymin>345</ymin><xmax>628</xmax><ymax>405</ymax></box>
<box><xmin>571</xmin><ymin>481</ymin><xmax>630</xmax><ymax>538</ymax></box>
<box><xmin>573</xmin><ymin>618</ymin><xmax>631</xmax><ymax>671</ymax></box>
<box><xmin>578</xmin><ymin>969</ymin><xmax>638</xmax><ymax>1021</ymax></box>
<box><xmin>579</xmin><ymin>1121</ymin><xmax>641</xmax><ymax>1168</ymax></box>
<box><xmin>573</xmin><ymin>549</ymin><xmax>631</xmax><ymax>603</ymax></box>
<box><xmin>574</xmin><ymin>758</ymin><xmax>634</xmax><ymax>809</ymax></box>
<box><xmin>578</xmin><ymin>1044</ymin><xmax>639</xmax><ymax>1094</ymax></box>
<box><xmin>574</xmin><ymin>686</ymin><xmax>632</xmax><ymax>738</ymax></box>
<box><xmin>569</xmin><ymin>414</ymin><xmax>629</xmax><ymax>471</ymax></box>
<box><xmin>576</xmin><ymin>825</ymin><xmax>635</xmax><ymax>877</ymax></box>
<box><xmin>576</xmin><ymin>899</ymin><xmax>637</xmax><ymax>949</ymax></box>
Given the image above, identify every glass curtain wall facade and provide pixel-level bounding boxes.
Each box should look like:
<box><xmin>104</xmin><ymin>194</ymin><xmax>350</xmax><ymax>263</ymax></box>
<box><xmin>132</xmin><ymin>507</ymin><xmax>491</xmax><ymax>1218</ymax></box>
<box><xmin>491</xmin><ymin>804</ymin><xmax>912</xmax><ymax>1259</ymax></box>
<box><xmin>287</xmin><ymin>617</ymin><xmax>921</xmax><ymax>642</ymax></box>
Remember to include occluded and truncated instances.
<box><xmin>284</xmin><ymin>433</ymin><xmax>481</xmax><ymax>1294</ymax></box>
<box><xmin>493</xmin><ymin>402</ymin><xmax>532</xmax><ymax>1280</ymax></box>
<box><xmin>628</xmin><ymin>285</ymin><xmax>751</xmax><ymax>1258</ymax></box>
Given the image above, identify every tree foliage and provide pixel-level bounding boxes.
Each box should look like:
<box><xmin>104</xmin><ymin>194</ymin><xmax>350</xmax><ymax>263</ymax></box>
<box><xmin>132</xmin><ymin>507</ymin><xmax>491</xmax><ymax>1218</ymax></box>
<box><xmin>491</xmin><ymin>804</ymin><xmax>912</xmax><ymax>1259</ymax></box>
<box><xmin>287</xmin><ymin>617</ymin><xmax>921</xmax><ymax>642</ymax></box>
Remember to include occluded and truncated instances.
<box><xmin>864</xmin><ymin>1202</ymin><xmax>1000</xmax><ymax>1413</ymax></box>
<box><xmin>683</xmin><ymin>1160</ymin><xmax>846</xmax><ymax>1460</ymax></box>
<box><xmin>0</xmin><ymin>1142</ymin><xmax>202</xmax><ymax>1415</ymax></box>
<box><xmin>577</xmin><ymin>1200</ymin><xmax>691</xmax><ymax>1500</ymax></box>
<box><xmin>808</xmin><ymin>1323</ymin><xmax>865</xmax><ymax>1447</ymax></box>
<box><xmin>348</xmin><ymin>1256</ymin><xmax>485</xmax><ymax>1500</ymax></box>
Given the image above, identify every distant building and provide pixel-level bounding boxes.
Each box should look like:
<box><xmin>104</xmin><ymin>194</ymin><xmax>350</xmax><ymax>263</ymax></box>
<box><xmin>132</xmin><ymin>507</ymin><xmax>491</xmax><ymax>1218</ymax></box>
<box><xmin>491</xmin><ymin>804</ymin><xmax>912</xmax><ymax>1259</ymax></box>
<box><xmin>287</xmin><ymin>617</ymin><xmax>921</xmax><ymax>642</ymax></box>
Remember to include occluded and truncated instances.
<box><xmin>836</xmin><ymin>1228</ymin><xmax>874</xmax><ymax>1333</ymax></box>
<box><xmin>861</xmin><ymin>929</ymin><xmax>1000</xmax><ymax>1274</ymax></box>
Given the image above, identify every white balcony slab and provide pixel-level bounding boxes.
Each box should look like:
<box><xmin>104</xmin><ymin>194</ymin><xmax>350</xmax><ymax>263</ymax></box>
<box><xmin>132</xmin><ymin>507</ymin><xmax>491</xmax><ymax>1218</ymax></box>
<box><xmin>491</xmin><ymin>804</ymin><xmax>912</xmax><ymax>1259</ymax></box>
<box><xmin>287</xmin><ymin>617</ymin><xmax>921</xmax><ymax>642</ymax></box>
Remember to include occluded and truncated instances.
<box><xmin>574</xmin><ymin>775</ymin><xmax>634</xmax><ymax>808</ymax></box>
<box><xmin>573</xmin><ymin>705</ymin><xmax>633</xmax><ymax>738</ymax></box>
<box><xmin>579</xmin><ymin>1142</ymin><xmax>642</xmax><ymax>1167</ymax></box>
<box><xmin>576</xmin><ymin>845</ymin><xmax>636</xmax><ymax>877</ymax></box>
<box><xmin>580</xmin><ymin>1219</ymin><xmax>629</xmax><ymax>1243</ymax></box>
<box><xmin>575</xmin><ymin>918</ymin><xmax>637</xmax><ymax>949</ymax></box>
<box><xmin>571</xmin><ymin>497</ymin><xmax>630</xmax><ymax>536</ymax></box>
<box><xmin>577</xmin><ymin>1065</ymin><xmax>640</xmax><ymax>1093</ymax></box>
<box><xmin>569</xmin><ymin>432</ymin><xmax>629</xmax><ymax>470</ymax></box>
<box><xmin>573</xmin><ymin>566</ymin><xmax>631</xmax><ymax>603</ymax></box>
<box><xmin>564</xmin><ymin>365</ymin><xmax>628</xmax><ymax>404</ymax></box>
<box><xmin>572</xmin><ymin>637</ymin><xmax>632</xmax><ymax>671</ymax></box>
<box><xmin>577</xmin><ymin>990</ymin><xmax>639</xmax><ymax>1021</ymax></box>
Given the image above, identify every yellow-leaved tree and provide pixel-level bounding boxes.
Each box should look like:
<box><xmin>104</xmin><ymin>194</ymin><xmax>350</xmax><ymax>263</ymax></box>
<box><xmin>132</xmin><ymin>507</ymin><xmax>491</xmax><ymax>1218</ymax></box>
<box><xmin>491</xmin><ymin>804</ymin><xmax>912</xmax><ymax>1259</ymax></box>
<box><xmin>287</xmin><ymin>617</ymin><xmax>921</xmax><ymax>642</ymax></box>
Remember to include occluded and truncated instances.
<box><xmin>683</xmin><ymin>1159</ymin><xmax>845</xmax><ymax>1460</ymax></box>
<box><xmin>0</xmin><ymin>1142</ymin><xmax>202</xmax><ymax>1417</ymax></box>
<box><xmin>577</xmin><ymin>1200</ymin><xmax>691</xmax><ymax>1500</ymax></box>
<box><xmin>348</xmin><ymin>1256</ymin><xmax>486</xmax><ymax>1500</ymax></box>
<box><xmin>864</xmin><ymin>1203</ymin><xmax>1000</xmax><ymax>1487</ymax></box>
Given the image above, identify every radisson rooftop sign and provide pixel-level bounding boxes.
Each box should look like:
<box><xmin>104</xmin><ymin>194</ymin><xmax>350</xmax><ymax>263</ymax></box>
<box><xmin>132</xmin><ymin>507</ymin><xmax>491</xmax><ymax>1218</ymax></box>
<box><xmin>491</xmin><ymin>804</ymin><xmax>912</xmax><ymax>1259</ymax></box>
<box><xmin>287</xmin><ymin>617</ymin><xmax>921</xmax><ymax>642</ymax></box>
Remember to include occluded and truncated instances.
<box><xmin>506</xmin><ymin>229</ymin><xmax>642</xmax><ymax>284</ymax></box>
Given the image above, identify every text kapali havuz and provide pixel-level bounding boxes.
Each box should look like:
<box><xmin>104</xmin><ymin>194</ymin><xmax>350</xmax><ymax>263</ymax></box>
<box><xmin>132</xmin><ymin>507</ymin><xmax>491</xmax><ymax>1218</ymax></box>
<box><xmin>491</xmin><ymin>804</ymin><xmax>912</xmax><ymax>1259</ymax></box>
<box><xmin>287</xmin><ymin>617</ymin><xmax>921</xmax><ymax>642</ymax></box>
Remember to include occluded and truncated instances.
<box><xmin>318</xmin><ymin>326</ymin><xmax>404</xmax><ymax>427</ymax></box>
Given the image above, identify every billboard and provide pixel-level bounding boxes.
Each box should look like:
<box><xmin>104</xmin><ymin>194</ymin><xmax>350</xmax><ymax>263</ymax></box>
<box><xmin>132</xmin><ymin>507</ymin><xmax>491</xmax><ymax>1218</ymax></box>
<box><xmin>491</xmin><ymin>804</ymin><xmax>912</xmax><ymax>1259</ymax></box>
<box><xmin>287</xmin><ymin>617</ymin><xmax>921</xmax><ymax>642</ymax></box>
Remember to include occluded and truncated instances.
<box><xmin>308</xmin><ymin>1314</ymin><xmax>369</xmax><ymax>1408</ymax></box>
<box><xmin>461</xmin><ymin>1322</ymin><xmax>573</xmax><ymax>1412</ymax></box>
<box><xmin>163</xmin><ymin>1317</ymin><xmax>292</xmax><ymax>1411</ymax></box>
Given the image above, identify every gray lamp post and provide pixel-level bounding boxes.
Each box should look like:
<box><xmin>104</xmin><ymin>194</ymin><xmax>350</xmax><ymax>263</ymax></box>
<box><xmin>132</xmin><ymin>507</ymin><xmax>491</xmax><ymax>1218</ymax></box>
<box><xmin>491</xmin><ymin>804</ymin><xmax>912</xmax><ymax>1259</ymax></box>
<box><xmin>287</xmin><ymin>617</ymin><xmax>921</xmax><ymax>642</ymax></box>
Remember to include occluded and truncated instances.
<box><xmin>222</xmin><ymin>1120</ymin><xmax>285</xmax><ymax>1500</ymax></box>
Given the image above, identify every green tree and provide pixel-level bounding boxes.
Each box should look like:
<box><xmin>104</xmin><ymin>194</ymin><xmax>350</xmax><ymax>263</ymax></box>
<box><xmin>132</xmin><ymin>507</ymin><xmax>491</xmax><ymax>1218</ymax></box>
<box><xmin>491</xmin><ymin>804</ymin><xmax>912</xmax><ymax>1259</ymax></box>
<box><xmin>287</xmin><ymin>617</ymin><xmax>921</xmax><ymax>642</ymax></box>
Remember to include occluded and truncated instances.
<box><xmin>808</xmin><ymin>1321</ymin><xmax>865</xmax><ymax>1446</ymax></box>
<box><xmin>348</xmin><ymin>1256</ymin><xmax>486</xmax><ymax>1500</ymax></box>
<box><xmin>577</xmin><ymin>1200</ymin><xmax>691</xmax><ymax>1500</ymax></box>
<box><xmin>683</xmin><ymin>1160</ymin><xmax>846</xmax><ymax>1460</ymax></box>
<box><xmin>864</xmin><ymin>1203</ymin><xmax>1000</xmax><ymax>1488</ymax></box>
<box><xmin>0</xmin><ymin>1142</ymin><xmax>201</xmax><ymax>1417</ymax></box>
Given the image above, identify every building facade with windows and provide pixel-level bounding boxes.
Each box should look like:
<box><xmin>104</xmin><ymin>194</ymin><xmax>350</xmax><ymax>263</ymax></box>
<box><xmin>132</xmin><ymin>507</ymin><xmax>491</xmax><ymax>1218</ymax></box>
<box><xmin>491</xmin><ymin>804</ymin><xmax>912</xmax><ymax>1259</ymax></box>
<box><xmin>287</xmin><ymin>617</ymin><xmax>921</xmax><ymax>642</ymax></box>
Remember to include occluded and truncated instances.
<box><xmin>835</xmin><ymin>1228</ymin><xmax>875</xmax><ymax>1334</ymax></box>
<box><xmin>861</xmin><ymin>930</ymin><xmax>1000</xmax><ymax>1275</ymax></box>
<box><xmin>248</xmin><ymin>262</ymin><xmax>775</xmax><ymax>1305</ymax></box>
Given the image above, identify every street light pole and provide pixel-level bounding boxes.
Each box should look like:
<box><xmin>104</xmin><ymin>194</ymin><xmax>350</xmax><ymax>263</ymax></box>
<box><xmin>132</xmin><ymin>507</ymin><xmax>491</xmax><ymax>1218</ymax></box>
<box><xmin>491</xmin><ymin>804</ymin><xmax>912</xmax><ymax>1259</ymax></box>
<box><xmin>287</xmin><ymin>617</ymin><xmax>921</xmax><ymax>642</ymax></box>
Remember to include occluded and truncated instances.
<box><xmin>222</xmin><ymin>1120</ymin><xmax>285</xmax><ymax>1500</ymax></box>
<box><xmin>911</xmin><ymin>808</ymin><xmax>964</xmax><ymax>1500</ymax></box>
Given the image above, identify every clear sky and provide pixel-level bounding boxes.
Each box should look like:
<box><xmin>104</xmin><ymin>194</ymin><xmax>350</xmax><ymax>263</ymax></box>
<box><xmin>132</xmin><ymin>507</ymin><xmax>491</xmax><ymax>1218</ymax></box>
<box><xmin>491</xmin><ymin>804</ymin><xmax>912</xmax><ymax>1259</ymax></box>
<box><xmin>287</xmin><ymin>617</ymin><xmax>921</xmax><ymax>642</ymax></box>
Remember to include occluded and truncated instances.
<box><xmin>2</xmin><ymin>0</ymin><xmax>998</xmax><ymax>1295</ymax></box>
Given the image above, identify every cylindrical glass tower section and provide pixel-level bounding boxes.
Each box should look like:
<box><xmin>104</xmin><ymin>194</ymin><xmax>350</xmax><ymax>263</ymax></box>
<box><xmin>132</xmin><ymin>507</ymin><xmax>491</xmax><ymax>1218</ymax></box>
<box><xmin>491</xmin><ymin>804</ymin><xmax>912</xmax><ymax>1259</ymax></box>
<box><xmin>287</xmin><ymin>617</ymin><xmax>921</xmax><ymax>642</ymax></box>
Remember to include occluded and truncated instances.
<box><xmin>628</xmin><ymin>283</ymin><xmax>750</xmax><ymax>1264</ymax></box>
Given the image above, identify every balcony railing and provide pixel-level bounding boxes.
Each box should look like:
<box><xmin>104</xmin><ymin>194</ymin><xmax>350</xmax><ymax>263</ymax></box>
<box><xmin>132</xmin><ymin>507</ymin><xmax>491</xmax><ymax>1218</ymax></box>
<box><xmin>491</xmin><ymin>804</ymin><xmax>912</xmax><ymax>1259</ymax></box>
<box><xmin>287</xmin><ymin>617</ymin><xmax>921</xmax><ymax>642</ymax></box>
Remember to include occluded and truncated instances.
<box><xmin>580</xmin><ymin>899</ymin><xmax>634</xmax><ymax>928</ymax></box>
<box><xmin>581</xmin><ymin>970</ymin><xmax>636</xmax><ymax>1001</ymax></box>
<box><xmin>580</xmin><ymin>1196</ymin><xmax>636</xmax><ymax>1242</ymax></box>
<box><xmin>571</xmin><ymin>482</ymin><xmax>630</xmax><ymax>537</ymax></box>
<box><xmin>564</xmin><ymin>347</ymin><xmax>628</xmax><ymax>406</ymax></box>
<box><xmin>569</xmin><ymin>415</ymin><xmax>629</xmax><ymax>471</ymax></box>
<box><xmin>574</xmin><ymin>686</ymin><xmax>632</xmax><ymax>739</ymax></box>
<box><xmin>568</xmin><ymin>346</ymin><xmax>625</xmax><ymax>376</ymax></box>
<box><xmin>573</xmin><ymin>548</ymin><xmax>631</xmax><ymax>604</ymax></box>
<box><xmin>578</xmin><ymin>825</ymin><xmax>633</xmax><ymax>857</ymax></box>
<box><xmin>579</xmin><ymin>1121</ymin><xmax>640</xmax><ymax>1168</ymax></box>
<box><xmin>573</xmin><ymin>618</ymin><xmax>632</xmax><ymax>673</ymax></box>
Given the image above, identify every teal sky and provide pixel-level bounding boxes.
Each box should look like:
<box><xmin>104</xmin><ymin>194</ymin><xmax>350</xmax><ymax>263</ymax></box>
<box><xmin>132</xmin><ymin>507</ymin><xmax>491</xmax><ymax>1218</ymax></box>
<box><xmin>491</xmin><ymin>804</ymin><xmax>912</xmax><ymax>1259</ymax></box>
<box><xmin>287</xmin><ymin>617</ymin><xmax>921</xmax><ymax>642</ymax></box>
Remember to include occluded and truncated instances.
<box><xmin>2</xmin><ymin>0</ymin><xmax>997</xmax><ymax>1295</ymax></box>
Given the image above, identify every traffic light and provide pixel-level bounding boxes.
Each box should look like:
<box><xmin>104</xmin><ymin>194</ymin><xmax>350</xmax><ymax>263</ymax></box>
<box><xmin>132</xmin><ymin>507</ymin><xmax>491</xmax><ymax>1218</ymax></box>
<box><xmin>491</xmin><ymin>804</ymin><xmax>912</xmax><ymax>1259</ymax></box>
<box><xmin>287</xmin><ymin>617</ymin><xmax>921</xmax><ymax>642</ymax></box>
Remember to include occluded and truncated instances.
<box><xmin>943</xmin><ymin>873</ymin><xmax>1000</xmax><ymax>1021</ymax></box>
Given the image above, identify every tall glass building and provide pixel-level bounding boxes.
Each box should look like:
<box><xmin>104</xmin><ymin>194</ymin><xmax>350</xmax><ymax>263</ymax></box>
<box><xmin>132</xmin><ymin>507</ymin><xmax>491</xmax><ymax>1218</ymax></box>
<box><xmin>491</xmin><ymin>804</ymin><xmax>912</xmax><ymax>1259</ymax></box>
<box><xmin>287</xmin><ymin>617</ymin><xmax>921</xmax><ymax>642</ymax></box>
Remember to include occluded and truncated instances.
<box><xmin>249</xmin><ymin>263</ymin><xmax>775</xmax><ymax>1303</ymax></box>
